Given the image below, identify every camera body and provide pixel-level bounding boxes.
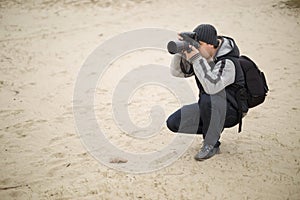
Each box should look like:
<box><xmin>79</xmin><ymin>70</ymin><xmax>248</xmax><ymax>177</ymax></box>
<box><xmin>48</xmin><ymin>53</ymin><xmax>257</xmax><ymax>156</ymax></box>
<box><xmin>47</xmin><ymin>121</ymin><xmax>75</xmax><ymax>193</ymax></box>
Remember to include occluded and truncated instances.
<box><xmin>167</xmin><ymin>32</ymin><xmax>199</xmax><ymax>54</ymax></box>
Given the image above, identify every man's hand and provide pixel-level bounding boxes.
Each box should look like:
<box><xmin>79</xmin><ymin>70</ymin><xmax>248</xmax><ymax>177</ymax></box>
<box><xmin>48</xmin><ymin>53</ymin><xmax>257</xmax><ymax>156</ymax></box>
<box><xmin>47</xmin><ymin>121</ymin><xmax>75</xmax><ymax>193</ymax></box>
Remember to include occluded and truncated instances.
<box><xmin>177</xmin><ymin>33</ymin><xmax>199</xmax><ymax>61</ymax></box>
<box><xmin>177</xmin><ymin>33</ymin><xmax>183</xmax><ymax>41</ymax></box>
<box><xmin>183</xmin><ymin>45</ymin><xmax>199</xmax><ymax>61</ymax></box>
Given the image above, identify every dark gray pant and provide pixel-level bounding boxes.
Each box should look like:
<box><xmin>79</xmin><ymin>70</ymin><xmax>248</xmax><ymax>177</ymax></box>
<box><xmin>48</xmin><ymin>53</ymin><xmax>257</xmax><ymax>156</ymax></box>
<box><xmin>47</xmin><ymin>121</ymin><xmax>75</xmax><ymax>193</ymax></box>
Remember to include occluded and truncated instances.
<box><xmin>166</xmin><ymin>93</ymin><xmax>239</xmax><ymax>147</ymax></box>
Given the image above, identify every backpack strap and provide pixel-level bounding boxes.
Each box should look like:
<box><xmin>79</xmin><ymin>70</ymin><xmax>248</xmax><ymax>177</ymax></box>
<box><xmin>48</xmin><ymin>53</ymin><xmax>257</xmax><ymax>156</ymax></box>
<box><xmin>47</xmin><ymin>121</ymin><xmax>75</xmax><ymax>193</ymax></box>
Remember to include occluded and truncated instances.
<box><xmin>233</xmin><ymin>85</ymin><xmax>248</xmax><ymax>132</ymax></box>
<box><xmin>180</xmin><ymin>57</ymin><xmax>194</xmax><ymax>75</ymax></box>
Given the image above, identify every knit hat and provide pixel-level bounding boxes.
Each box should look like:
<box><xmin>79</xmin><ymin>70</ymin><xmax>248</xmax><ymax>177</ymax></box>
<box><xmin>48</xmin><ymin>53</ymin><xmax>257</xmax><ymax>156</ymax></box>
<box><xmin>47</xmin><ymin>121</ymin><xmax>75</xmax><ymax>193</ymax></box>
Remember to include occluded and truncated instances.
<box><xmin>193</xmin><ymin>24</ymin><xmax>218</xmax><ymax>47</ymax></box>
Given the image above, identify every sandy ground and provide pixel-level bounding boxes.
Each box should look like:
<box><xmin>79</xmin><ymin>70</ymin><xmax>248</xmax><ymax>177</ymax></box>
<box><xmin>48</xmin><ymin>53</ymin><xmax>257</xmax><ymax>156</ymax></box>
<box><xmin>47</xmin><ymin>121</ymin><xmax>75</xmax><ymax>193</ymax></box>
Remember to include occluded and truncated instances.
<box><xmin>1</xmin><ymin>0</ymin><xmax>300</xmax><ymax>199</ymax></box>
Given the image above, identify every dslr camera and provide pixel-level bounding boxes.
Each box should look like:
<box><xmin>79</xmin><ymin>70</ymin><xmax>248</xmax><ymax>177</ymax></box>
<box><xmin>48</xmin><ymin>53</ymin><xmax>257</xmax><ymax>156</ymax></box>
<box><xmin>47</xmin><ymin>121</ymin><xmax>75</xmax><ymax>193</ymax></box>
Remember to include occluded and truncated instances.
<box><xmin>167</xmin><ymin>32</ymin><xmax>199</xmax><ymax>54</ymax></box>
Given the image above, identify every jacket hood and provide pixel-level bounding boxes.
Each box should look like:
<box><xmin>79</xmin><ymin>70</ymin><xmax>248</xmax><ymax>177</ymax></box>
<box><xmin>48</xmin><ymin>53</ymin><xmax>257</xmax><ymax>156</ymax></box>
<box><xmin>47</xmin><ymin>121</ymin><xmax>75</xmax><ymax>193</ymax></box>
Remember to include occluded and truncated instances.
<box><xmin>214</xmin><ymin>36</ymin><xmax>240</xmax><ymax>60</ymax></box>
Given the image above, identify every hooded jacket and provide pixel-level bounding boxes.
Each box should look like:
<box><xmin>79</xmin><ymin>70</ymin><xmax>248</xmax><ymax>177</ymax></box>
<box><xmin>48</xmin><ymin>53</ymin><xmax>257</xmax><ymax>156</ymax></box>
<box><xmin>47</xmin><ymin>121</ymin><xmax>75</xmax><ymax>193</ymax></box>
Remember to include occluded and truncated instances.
<box><xmin>170</xmin><ymin>36</ymin><xmax>248</xmax><ymax>113</ymax></box>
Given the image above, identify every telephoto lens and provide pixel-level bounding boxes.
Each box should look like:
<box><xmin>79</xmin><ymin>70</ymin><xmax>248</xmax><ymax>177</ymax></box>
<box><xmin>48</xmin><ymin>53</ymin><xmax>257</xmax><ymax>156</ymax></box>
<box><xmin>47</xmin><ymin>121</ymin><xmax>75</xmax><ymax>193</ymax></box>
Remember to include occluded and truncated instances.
<box><xmin>167</xmin><ymin>40</ymin><xmax>189</xmax><ymax>54</ymax></box>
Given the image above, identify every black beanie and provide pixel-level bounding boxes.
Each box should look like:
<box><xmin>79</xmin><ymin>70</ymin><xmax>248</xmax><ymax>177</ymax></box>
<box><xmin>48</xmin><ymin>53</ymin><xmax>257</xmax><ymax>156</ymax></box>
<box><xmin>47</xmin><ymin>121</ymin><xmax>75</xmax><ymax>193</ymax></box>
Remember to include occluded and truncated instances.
<box><xmin>193</xmin><ymin>24</ymin><xmax>218</xmax><ymax>47</ymax></box>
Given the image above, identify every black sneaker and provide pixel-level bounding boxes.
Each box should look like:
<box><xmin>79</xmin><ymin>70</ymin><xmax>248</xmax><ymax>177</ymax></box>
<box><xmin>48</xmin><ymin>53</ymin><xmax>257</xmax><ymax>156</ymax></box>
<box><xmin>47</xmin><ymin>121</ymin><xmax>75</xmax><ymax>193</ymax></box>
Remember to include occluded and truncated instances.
<box><xmin>194</xmin><ymin>144</ymin><xmax>220</xmax><ymax>161</ymax></box>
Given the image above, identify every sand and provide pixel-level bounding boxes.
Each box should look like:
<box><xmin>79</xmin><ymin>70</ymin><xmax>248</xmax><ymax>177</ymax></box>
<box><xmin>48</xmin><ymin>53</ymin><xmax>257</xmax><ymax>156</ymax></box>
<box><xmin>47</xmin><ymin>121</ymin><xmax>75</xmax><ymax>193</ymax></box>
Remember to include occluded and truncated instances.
<box><xmin>1</xmin><ymin>0</ymin><xmax>300</xmax><ymax>199</ymax></box>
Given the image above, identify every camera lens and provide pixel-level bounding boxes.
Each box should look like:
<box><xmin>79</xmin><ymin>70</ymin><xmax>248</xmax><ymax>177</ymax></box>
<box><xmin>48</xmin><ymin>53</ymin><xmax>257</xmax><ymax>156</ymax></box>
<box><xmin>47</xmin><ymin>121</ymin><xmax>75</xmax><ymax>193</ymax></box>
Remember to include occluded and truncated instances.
<box><xmin>167</xmin><ymin>41</ymin><xmax>178</xmax><ymax>54</ymax></box>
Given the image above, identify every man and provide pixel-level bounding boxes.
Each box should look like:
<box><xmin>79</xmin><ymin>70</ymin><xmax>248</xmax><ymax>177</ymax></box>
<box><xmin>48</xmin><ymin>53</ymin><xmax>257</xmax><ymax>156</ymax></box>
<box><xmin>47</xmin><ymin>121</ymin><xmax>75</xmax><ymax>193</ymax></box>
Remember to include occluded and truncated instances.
<box><xmin>166</xmin><ymin>24</ymin><xmax>248</xmax><ymax>161</ymax></box>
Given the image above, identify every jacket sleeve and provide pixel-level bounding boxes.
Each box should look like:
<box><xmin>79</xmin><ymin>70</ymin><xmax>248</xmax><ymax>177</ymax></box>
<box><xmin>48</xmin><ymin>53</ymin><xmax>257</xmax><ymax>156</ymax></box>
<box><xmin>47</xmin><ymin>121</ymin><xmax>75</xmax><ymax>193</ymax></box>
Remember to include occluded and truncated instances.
<box><xmin>189</xmin><ymin>53</ymin><xmax>235</xmax><ymax>95</ymax></box>
<box><xmin>170</xmin><ymin>53</ymin><xmax>194</xmax><ymax>78</ymax></box>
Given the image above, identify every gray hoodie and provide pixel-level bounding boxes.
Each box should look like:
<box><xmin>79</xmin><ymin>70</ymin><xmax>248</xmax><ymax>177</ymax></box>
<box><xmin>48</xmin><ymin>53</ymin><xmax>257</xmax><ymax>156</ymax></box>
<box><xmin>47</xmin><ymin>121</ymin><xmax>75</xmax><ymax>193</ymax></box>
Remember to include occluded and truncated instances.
<box><xmin>170</xmin><ymin>37</ymin><xmax>240</xmax><ymax>95</ymax></box>
<box><xmin>170</xmin><ymin>36</ymin><xmax>248</xmax><ymax>115</ymax></box>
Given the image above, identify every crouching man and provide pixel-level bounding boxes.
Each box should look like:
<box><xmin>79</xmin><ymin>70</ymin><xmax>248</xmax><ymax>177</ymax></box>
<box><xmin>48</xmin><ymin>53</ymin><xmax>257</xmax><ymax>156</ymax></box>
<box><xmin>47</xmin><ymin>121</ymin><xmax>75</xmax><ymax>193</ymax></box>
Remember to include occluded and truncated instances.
<box><xmin>166</xmin><ymin>24</ymin><xmax>248</xmax><ymax>161</ymax></box>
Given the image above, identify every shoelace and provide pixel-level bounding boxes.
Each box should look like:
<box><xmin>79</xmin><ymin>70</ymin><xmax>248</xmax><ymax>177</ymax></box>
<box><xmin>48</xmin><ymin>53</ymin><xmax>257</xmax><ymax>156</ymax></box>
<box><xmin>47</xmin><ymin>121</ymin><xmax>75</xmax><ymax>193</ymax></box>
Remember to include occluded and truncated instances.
<box><xmin>201</xmin><ymin>145</ymin><xmax>214</xmax><ymax>152</ymax></box>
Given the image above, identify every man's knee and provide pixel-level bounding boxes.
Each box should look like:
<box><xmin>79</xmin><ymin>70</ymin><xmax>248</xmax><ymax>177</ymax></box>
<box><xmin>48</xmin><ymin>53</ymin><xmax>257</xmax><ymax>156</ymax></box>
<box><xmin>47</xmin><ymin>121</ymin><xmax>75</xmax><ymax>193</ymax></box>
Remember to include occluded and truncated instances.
<box><xmin>166</xmin><ymin>112</ymin><xmax>180</xmax><ymax>132</ymax></box>
<box><xmin>166</xmin><ymin>116</ymin><xmax>178</xmax><ymax>132</ymax></box>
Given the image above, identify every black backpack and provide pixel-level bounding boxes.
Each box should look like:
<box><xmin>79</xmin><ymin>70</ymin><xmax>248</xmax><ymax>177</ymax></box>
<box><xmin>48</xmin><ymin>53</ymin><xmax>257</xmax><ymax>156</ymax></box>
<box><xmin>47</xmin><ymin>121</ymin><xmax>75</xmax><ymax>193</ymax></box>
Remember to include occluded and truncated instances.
<box><xmin>233</xmin><ymin>55</ymin><xmax>269</xmax><ymax>133</ymax></box>
<box><xmin>217</xmin><ymin>36</ymin><xmax>269</xmax><ymax>109</ymax></box>
<box><xmin>221</xmin><ymin>55</ymin><xmax>269</xmax><ymax>133</ymax></box>
<box><xmin>238</xmin><ymin>55</ymin><xmax>269</xmax><ymax>108</ymax></box>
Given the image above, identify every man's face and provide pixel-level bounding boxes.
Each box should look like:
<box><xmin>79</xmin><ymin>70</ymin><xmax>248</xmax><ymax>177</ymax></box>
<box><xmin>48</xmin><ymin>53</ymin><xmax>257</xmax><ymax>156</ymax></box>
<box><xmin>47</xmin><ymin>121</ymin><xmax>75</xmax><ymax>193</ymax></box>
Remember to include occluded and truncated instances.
<box><xmin>198</xmin><ymin>41</ymin><xmax>214</xmax><ymax>59</ymax></box>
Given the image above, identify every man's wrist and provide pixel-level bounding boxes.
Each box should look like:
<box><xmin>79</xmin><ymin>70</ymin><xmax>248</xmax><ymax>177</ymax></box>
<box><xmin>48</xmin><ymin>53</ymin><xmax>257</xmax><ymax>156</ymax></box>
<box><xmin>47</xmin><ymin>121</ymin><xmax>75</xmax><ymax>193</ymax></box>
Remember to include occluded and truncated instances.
<box><xmin>188</xmin><ymin>53</ymin><xmax>201</xmax><ymax>63</ymax></box>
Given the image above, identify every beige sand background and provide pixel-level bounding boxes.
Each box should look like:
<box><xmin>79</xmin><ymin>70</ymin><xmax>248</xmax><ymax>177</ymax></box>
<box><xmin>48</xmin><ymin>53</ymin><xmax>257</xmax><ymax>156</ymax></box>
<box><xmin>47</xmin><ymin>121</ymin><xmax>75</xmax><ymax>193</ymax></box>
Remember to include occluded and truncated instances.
<box><xmin>1</xmin><ymin>0</ymin><xmax>300</xmax><ymax>199</ymax></box>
